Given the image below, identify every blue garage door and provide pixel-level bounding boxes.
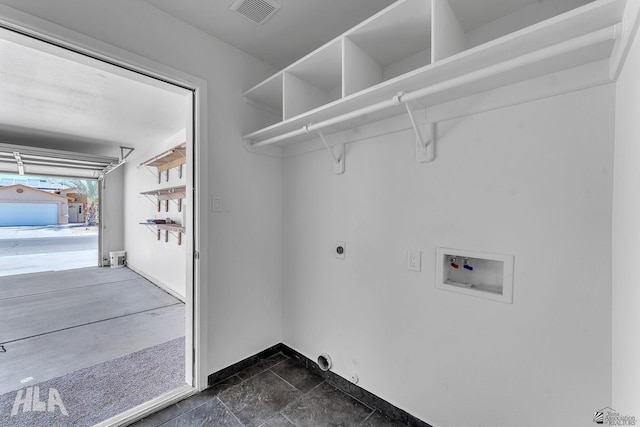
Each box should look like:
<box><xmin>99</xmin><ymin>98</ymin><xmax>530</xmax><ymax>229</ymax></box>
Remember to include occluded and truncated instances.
<box><xmin>0</xmin><ymin>203</ymin><xmax>58</xmax><ymax>226</ymax></box>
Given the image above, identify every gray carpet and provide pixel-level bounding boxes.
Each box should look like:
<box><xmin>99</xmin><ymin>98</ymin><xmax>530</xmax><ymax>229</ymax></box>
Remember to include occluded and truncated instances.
<box><xmin>0</xmin><ymin>337</ymin><xmax>185</xmax><ymax>427</ymax></box>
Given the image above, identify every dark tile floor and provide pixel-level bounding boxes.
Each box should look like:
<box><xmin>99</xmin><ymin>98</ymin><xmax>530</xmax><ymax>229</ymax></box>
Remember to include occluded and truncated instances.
<box><xmin>130</xmin><ymin>353</ymin><xmax>405</xmax><ymax>427</ymax></box>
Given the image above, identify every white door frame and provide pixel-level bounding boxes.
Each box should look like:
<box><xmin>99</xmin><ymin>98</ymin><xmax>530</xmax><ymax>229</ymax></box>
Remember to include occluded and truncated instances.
<box><xmin>0</xmin><ymin>3</ymin><xmax>210</xmax><ymax>421</ymax></box>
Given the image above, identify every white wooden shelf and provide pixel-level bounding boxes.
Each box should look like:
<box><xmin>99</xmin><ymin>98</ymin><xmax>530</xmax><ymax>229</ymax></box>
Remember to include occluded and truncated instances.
<box><xmin>242</xmin><ymin>0</ymin><xmax>626</xmax><ymax>149</ymax></box>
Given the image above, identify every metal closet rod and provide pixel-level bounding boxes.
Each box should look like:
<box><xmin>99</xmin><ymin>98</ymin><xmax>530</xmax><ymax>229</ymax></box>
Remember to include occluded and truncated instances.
<box><xmin>250</xmin><ymin>25</ymin><xmax>618</xmax><ymax>149</ymax></box>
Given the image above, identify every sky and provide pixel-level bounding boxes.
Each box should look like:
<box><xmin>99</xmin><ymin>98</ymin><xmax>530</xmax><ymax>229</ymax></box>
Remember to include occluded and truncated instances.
<box><xmin>0</xmin><ymin>173</ymin><xmax>91</xmax><ymax>190</ymax></box>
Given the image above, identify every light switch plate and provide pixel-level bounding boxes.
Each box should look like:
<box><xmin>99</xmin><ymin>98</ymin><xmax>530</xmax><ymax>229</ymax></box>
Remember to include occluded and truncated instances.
<box><xmin>211</xmin><ymin>196</ymin><xmax>222</xmax><ymax>213</ymax></box>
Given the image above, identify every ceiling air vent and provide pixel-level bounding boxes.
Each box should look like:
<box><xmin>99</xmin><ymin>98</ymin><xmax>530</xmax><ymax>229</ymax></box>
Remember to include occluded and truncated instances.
<box><xmin>230</xmin><ymin>0</ymin><xmax>281</xmax><ymax>25</ymax></box>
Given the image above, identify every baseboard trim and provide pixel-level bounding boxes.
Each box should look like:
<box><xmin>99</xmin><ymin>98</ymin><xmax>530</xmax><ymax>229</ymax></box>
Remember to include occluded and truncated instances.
<box><xmin>207</xmin><ymin>342</ymin><xmax>284</xmax><ymax>385</ymax></box>
<box><xmin>207</xmin><ymin>343</ymin><xmax>432</xmax><ymax>427</ymax></box>
<box><xmin>126</xmin><ymin>263</ymin><xmax>186</xmax><ymax>302</ymax></box>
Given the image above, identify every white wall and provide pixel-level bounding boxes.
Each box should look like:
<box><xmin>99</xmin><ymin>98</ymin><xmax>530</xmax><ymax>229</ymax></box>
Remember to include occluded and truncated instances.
<box><xmin>124</xmin><ymin>130</ymin><xmax>188</xmax><ymax>300</ymax></box>
<box><xmin>101</xmin><ymin>166</ymin><xmax>124</xmax><ymax>263</ymax></box>
<box><xmin>0</xmin><ymin>0</ymin><xmax>283</xmax><ymax>375</ymax></box>
<box><xmin>283</xmin><ymin>84</ymin><xmax>614</xmax><ymax>426</ymax></box>
<box><xmin>612</xmin><ymin>22</ymin><xmax>640</xmax><ymax>416</ymax></box>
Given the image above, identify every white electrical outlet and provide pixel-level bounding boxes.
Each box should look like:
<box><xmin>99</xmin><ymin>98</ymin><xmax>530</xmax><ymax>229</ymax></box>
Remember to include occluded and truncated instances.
<box><xmin>408</xmin><ymin>250</ymin><xmax>421</xmax><ymax>272</ymax></box>
<box><xmin>336</xmin><ymin>241</ymin><xmax>346</xmax><ymax>259</ymax></box>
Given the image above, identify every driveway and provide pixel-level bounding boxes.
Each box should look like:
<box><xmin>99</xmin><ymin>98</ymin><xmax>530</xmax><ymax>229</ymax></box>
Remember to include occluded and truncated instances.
<box><xmin>0</xmin><ymin>225</ymin><xmax>98</xmax><ymax>277</ymax></box>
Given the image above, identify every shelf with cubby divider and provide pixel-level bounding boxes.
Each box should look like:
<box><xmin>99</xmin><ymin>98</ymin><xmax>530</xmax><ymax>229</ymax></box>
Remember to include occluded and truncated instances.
<box><xmin>140</xmin><ymin>222</ymin><xmax>186</xmax><ymax>245</ymax></box>
<box><xmin>242</xmin><ymin>0</ymin><xmax>627</xmax><ymax>154</ymax></box>
<box><xmin>242</xmin><ymin>73</ymin><xmax>283</xmax><ymax>121</ymax></box>
<box><xmin>344</xmin><ymin>0</ymin><xmax>432</xmax><ymax>96</ymax></box>
<box><xmin>140</xmin><ymin>185</ymin><xmax>187</xmax><ymax>212</ymax></box>
<box><xmin>285</xmin><ymin>39</ymin><xmax>343</xmax><ymax>120</ymax></box>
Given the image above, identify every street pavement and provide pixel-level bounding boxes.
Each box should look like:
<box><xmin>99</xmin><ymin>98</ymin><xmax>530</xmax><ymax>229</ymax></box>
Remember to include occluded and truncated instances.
<box><xmin>0</xmin><ymin>225</ymin><xmax>99</xmax><ymax>277</ymax></box>
<box><xmin>0</xmin><ymin>235</ymin><xmax>97</xmax><ymax>255</ymax></box>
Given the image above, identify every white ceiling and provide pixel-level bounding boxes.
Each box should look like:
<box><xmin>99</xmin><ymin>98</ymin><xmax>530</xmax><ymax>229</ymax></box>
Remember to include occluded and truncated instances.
<box><xmin>0</xmin><ymin>26</ymin><xmax>191</xmax><ymax>153</ymax></box>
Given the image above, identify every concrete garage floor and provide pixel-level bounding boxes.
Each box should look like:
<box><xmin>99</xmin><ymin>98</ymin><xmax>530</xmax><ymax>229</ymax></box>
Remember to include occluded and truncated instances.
<box><xmin>0</xmin><ymin>266</ymin><xmax>185</xmax><ymax>395</ymax></box>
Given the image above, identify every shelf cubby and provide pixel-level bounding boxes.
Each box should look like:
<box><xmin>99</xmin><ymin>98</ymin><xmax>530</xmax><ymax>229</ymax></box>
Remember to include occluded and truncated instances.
<box><xmin>344</xmin><ymin>0</ymin><xmax>432</xmax><ymax>96</ymax></box>
<box><xmin>426</xmin><ymin>0</ymin><xmax>623</xmax><ymax>91</ymax></box>
<box><xmin>432</xmin><ymin>0</ymin><xmax>603</xmax><ymax>63</ymax></box>
<box><xmin>283</xmin><ymin>40</ymin><xmax>342</xmax><ymax>119</ymax></box>
<box><xmin>242</xmin><ymin>73</ymin><xmax>284</xmax><ymax>121</ymax></box>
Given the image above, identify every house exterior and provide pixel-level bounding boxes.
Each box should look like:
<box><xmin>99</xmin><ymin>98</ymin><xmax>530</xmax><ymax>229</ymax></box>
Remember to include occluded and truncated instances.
<box><xmin>67</xmin><ymin>203</ymin><xmax>85</xmax><ymax>223</ymax></box>
<box><xmin>0</xmin><ymin>184</ymin><xmax>69</xmax><ymax>226</ymax></box>
<box><xmin>56</xmin><ymin>189</ymin><xmax>88</xmax><ymax>224</ymax></box>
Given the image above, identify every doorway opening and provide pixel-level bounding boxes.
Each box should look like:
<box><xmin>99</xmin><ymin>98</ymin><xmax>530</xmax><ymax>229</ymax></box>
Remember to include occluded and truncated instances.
<box><xmin>0</xmin><ymin>20</ymin><xmax>198</xmax><ymax>427</ymax></box>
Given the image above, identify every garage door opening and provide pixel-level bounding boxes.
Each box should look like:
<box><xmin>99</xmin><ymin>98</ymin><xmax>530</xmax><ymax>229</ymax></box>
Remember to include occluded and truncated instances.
<box><xmin>0</xmin><ymin>173</ymin><xmax>100</xmax><ymax>277</ymax></box>
<box><xmin>0</xmin><ymin>20</ymin><xmax>198</xmax><ymax>426</ymax></box>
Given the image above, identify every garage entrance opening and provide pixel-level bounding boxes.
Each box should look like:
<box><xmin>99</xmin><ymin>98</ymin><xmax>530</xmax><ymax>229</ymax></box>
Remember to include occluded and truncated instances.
<box><xmin>0</xmin><ymin>173</ymin><xmax>99</xmax><ymax>277</ymax></box>
<box><xmin>0</xmin><ymin>20</ymin><xmax>196</xmax><ymax>425</ymax></box>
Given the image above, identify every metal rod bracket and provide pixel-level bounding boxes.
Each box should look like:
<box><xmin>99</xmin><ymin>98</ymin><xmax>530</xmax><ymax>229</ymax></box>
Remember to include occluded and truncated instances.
<box><xmin>317</xmin><ymin>130</ymin><xmax>345</xmax><ymax>175</ymax></box>
<box><xmin>120</xmin><ymin>146</ymin><xmax>135</xmax><ymax>161</ymax></box>
<box><xmin>404</xmin><ymin>103</ymin><xmax>435</xmax><ymax>163</ymax></box>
